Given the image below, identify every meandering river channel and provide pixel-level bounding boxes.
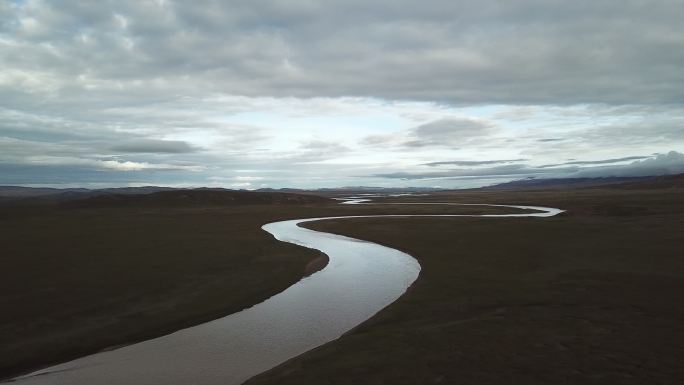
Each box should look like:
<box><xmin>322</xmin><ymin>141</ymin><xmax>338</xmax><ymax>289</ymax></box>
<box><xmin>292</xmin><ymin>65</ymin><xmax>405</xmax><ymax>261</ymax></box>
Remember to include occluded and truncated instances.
<box><xmin>11</xmin><ymin>200</ymin><xmax>563</xmax><ymax>385</ymax></box>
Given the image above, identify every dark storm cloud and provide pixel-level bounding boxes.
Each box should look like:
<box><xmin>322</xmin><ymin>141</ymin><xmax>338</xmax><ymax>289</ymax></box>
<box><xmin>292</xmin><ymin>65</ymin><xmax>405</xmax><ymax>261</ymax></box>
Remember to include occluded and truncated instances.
<box><xmin>110</xmin><ymin>139</ymin><xmax>197</xmax><ymax>154</ymax></box>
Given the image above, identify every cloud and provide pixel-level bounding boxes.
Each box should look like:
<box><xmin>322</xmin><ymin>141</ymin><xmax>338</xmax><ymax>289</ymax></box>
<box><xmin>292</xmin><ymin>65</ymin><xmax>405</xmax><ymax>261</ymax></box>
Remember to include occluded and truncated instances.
<box><xmin>540</xmin><ymin>156</ymin><xmax>651</xmax><ymax>168</ymax></box>
<box><xmin>425</xmin><ymin>159</ymin><xmax>527</xmax><ymax>167</ymax></box>
<box><xmin>299</xmin><ymin>140</ymin><xmax>350</xmax><ymax>153</ymax></box>
<box><xmin>110</xmin><ymin>139</ymin><xmax>197</xmax><ymax>153</ymax></box>
<box><xmin>3</xmin><ymin>1</ymin><xmax>684</xmax><ymax>105</ymax></box>
<box><xmin>99</xmin><ymin>159</ymin><xmax>202</xmax><ymax>172</ymax></box>
<box><xmin>572</xmin><ymin>151</ymin><xmax>684</xmax><ymax>178</ymax></box>
<box><xmin>286</xmin><ymin>140</ymin><xmax>352</xmax><ymax>163</ymax></box>
<box><xmin>375</xmin><ymin>163</ymin><xmax>543</xmax><ymax>180</ymax></box>
<box><xmin>1</xmin><ymin>2</ymin><xmax>684</xmax><ymax>188</ymax></box>
<box><xmin>374</xmin><ymin>152</ymin><xmax>684</xmax><ymax>181</ymax></box>
<box><xmin>404</xmin><ymin>118</ymin><xmax>494</xmax><ymax>148</ymax></box>
<box><xmin>359</xmin><ymin>134</ymin><xmax>398</xmax><ymax>147</ymax></box>
<box><xmin>578</xmin><ymin>119</ymin><xmax>684</xmax><ymax>149</ymax></box>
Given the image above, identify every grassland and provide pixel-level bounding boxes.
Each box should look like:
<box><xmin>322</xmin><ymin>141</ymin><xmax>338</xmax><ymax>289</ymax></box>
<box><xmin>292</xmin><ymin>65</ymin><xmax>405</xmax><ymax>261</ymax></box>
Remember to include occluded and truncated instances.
<box><xmin>0</xmin><ymin>193</ymin><xmax>518</xmax><ymax>379</ymax></box>
<box><xmin>248</xmin><ymin>187</ymin><xmax>684</xmax><ymax>385</ymax></box>
<box><xmin>2</xmin><ymin>186</ymin><xmax>683</xmax><ymax>383</ymax></box>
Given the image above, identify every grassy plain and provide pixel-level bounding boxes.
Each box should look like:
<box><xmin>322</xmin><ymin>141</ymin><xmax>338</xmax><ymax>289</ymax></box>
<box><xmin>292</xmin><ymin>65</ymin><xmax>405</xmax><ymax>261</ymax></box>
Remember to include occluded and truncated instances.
<box><xmin>3</xmin><ymin>186</ymin><xmax>683</xmax><ymax>383</ymax></box>
<box><xmin>0</xmin><ymin>194</ymin><xmax>515</xmax><ymax>379</ymax></box>
<box><xmin>248</xmin><ymin>186</ymin><xmax>684</xmax><ymax>385</ymax></box>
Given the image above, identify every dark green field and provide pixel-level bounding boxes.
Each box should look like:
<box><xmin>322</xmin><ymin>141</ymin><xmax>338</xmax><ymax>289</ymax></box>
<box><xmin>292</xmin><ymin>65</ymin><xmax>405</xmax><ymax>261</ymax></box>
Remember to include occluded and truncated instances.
<box><xmin>2</xmin><ymin>185</ymin><xmax>683</xmax><ymax>384</ymax></box>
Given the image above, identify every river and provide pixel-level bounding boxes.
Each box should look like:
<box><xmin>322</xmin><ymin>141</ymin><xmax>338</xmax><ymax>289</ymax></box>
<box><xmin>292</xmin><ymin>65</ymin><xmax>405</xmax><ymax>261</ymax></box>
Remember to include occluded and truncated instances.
<box><xmin>10</xmin><ymin>201</ymin><xmax>562</xmax><ymax>385</ymax></box>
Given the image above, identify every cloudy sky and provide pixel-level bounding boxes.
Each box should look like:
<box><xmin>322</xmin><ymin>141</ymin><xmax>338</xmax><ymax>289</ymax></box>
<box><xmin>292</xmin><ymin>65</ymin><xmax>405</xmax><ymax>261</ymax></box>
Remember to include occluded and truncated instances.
<box><xmin>1</xmin><ymin>0</ymin><xmax>684</xmax><ymax>189</ymax></box>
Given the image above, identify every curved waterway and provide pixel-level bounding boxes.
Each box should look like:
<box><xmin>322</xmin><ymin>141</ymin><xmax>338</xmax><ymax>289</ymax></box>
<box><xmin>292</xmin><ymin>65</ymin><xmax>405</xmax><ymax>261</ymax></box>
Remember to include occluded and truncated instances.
<box><xmin>10</xmin><ymin>200</ymin><xmax>563</xmax><ymax>385</ymax></box>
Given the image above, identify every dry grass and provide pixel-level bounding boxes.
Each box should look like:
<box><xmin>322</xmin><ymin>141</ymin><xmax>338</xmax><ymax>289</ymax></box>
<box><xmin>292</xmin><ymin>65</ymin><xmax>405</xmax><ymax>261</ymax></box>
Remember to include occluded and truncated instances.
<box><xmin>248</xmin><ymin>188</ymin><xmax>684</xmax><ymax>385</ymax></box>
<box><xmin>5</xmin><ymin>187</ymin><xmax>682</xmax><ymax>383</ymax></box>
<box><xmin>0</xmin><ymin>200</ymin><xmax>520</xmax><ymax>379</ymax></box>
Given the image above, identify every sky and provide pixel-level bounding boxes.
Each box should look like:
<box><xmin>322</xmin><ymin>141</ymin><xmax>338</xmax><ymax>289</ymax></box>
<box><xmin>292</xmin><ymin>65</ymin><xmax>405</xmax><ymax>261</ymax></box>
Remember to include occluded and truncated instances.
<box><xmin>1</xmin><ymin>0</ymin><xmax>684</xmax><ymax>189</ymax></box>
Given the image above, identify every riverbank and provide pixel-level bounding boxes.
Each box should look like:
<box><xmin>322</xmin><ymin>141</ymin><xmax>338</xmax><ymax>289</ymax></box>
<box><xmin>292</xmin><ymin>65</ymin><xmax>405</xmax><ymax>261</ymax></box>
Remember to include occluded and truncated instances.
<box><xmin>0</xmin><ymin>196</ymin><xmax>520</xmax><ymax>380</ymax></box>
<box><xmin>0</xmin><ymin>205</ymin><xmax>323</xmax><ymax>379</ymax></box>
<box><xmin>247</xmin><ymin>187</ymin><xmax>684</xmax><ymax>385</ymax></box>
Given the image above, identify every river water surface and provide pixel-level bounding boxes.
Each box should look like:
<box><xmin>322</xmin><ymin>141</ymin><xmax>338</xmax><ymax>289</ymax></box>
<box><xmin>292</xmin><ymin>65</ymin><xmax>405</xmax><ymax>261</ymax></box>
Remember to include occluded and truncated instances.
<box><xmin>11</xmin><ymin>202</ymin><xmax>562</xmax><ymax>385</ymax></box>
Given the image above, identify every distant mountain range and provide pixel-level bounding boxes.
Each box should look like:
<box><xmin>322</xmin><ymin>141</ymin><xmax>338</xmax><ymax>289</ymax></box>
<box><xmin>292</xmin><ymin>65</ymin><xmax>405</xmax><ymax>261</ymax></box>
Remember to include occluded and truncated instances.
<box><xmin>483</xmin><ymin>173</ymin><xmax>684</xmax><ymax>190</ymax></box>
<box><xmin>1</xmin><ymin>174</ymin><xmax>682</xmax><ymax>207</ymax></box>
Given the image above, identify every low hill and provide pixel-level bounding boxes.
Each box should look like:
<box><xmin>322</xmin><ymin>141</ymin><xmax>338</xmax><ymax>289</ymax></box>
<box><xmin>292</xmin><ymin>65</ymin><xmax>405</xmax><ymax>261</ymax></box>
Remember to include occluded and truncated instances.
<box><xmin>0</xmin><ymin>186</ymin><xmax>177</xmax><ymax>204</ymax></box>
<box><xmin>63</xmin><ymin>189</ymin><xmax>331</xmax><ymax>208</ymax></box>
<box><xmin>0</xmin><ymin>186</ymin><xmax>90</xmax><ymax>198</ymax></box>
<box><xmin>483</xmin><ymin>176</ymin><xmax>646</xmax><ymax>190</ymax></box>
<box><xmin>605</xmin><ymin>173</ymin><xmax>684</xmax><ymax>189</ymax></box>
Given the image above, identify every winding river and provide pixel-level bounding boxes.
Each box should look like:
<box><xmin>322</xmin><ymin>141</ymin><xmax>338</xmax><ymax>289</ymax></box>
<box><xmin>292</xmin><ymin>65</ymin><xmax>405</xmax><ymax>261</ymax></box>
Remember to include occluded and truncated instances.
<box><xmin>10</xmin><ymin>200</ymin><xmax>563</xmax><ymax>385</ymax></box>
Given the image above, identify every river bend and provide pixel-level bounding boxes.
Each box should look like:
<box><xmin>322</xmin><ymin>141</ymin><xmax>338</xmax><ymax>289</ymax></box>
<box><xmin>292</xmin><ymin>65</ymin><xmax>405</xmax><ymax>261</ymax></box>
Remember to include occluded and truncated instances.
<box><xmin>11</xmin><ymin>202</ymin><xmax>563</xmax><ymax>385</ymax></box>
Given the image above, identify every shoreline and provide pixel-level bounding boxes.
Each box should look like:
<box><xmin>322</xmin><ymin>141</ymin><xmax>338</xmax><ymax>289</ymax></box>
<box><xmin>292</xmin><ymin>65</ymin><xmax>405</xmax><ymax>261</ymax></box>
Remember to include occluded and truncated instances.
<box><xmin>1</xmin><ymin>202</ymin><xmax>524</xmax><ymax>380</ymax></box>
<box><xmin>3</xmin><ymin>263</ymin><xmax>320</xmax><ymax>382</ymax></box>
<box><xmin>246</xmin><ymin>189</ymin><xmax>684</xmax><ymax>385</ymax></box>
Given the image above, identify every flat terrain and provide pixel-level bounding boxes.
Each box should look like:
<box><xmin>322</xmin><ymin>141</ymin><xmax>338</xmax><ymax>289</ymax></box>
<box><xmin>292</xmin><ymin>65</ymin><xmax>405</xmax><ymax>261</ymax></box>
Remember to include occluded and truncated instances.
<box><xmin>3</xmin><ymin>185</ymin><xmax>683</xmax><ymax>383</ymax></box>
<box><xmin>0</xmin><ymin>192</ymin><xmax>516</xmax><ymax>379</ymax></box>
<box><xmin>248</xmin><ymin>187</ymin><xmax>684</xmax><ymax>385</ymax></box>
<box><xmin>0</xmin><ymin>205</ymin><xmax>323</xmax><ymax>378</ymax></box>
